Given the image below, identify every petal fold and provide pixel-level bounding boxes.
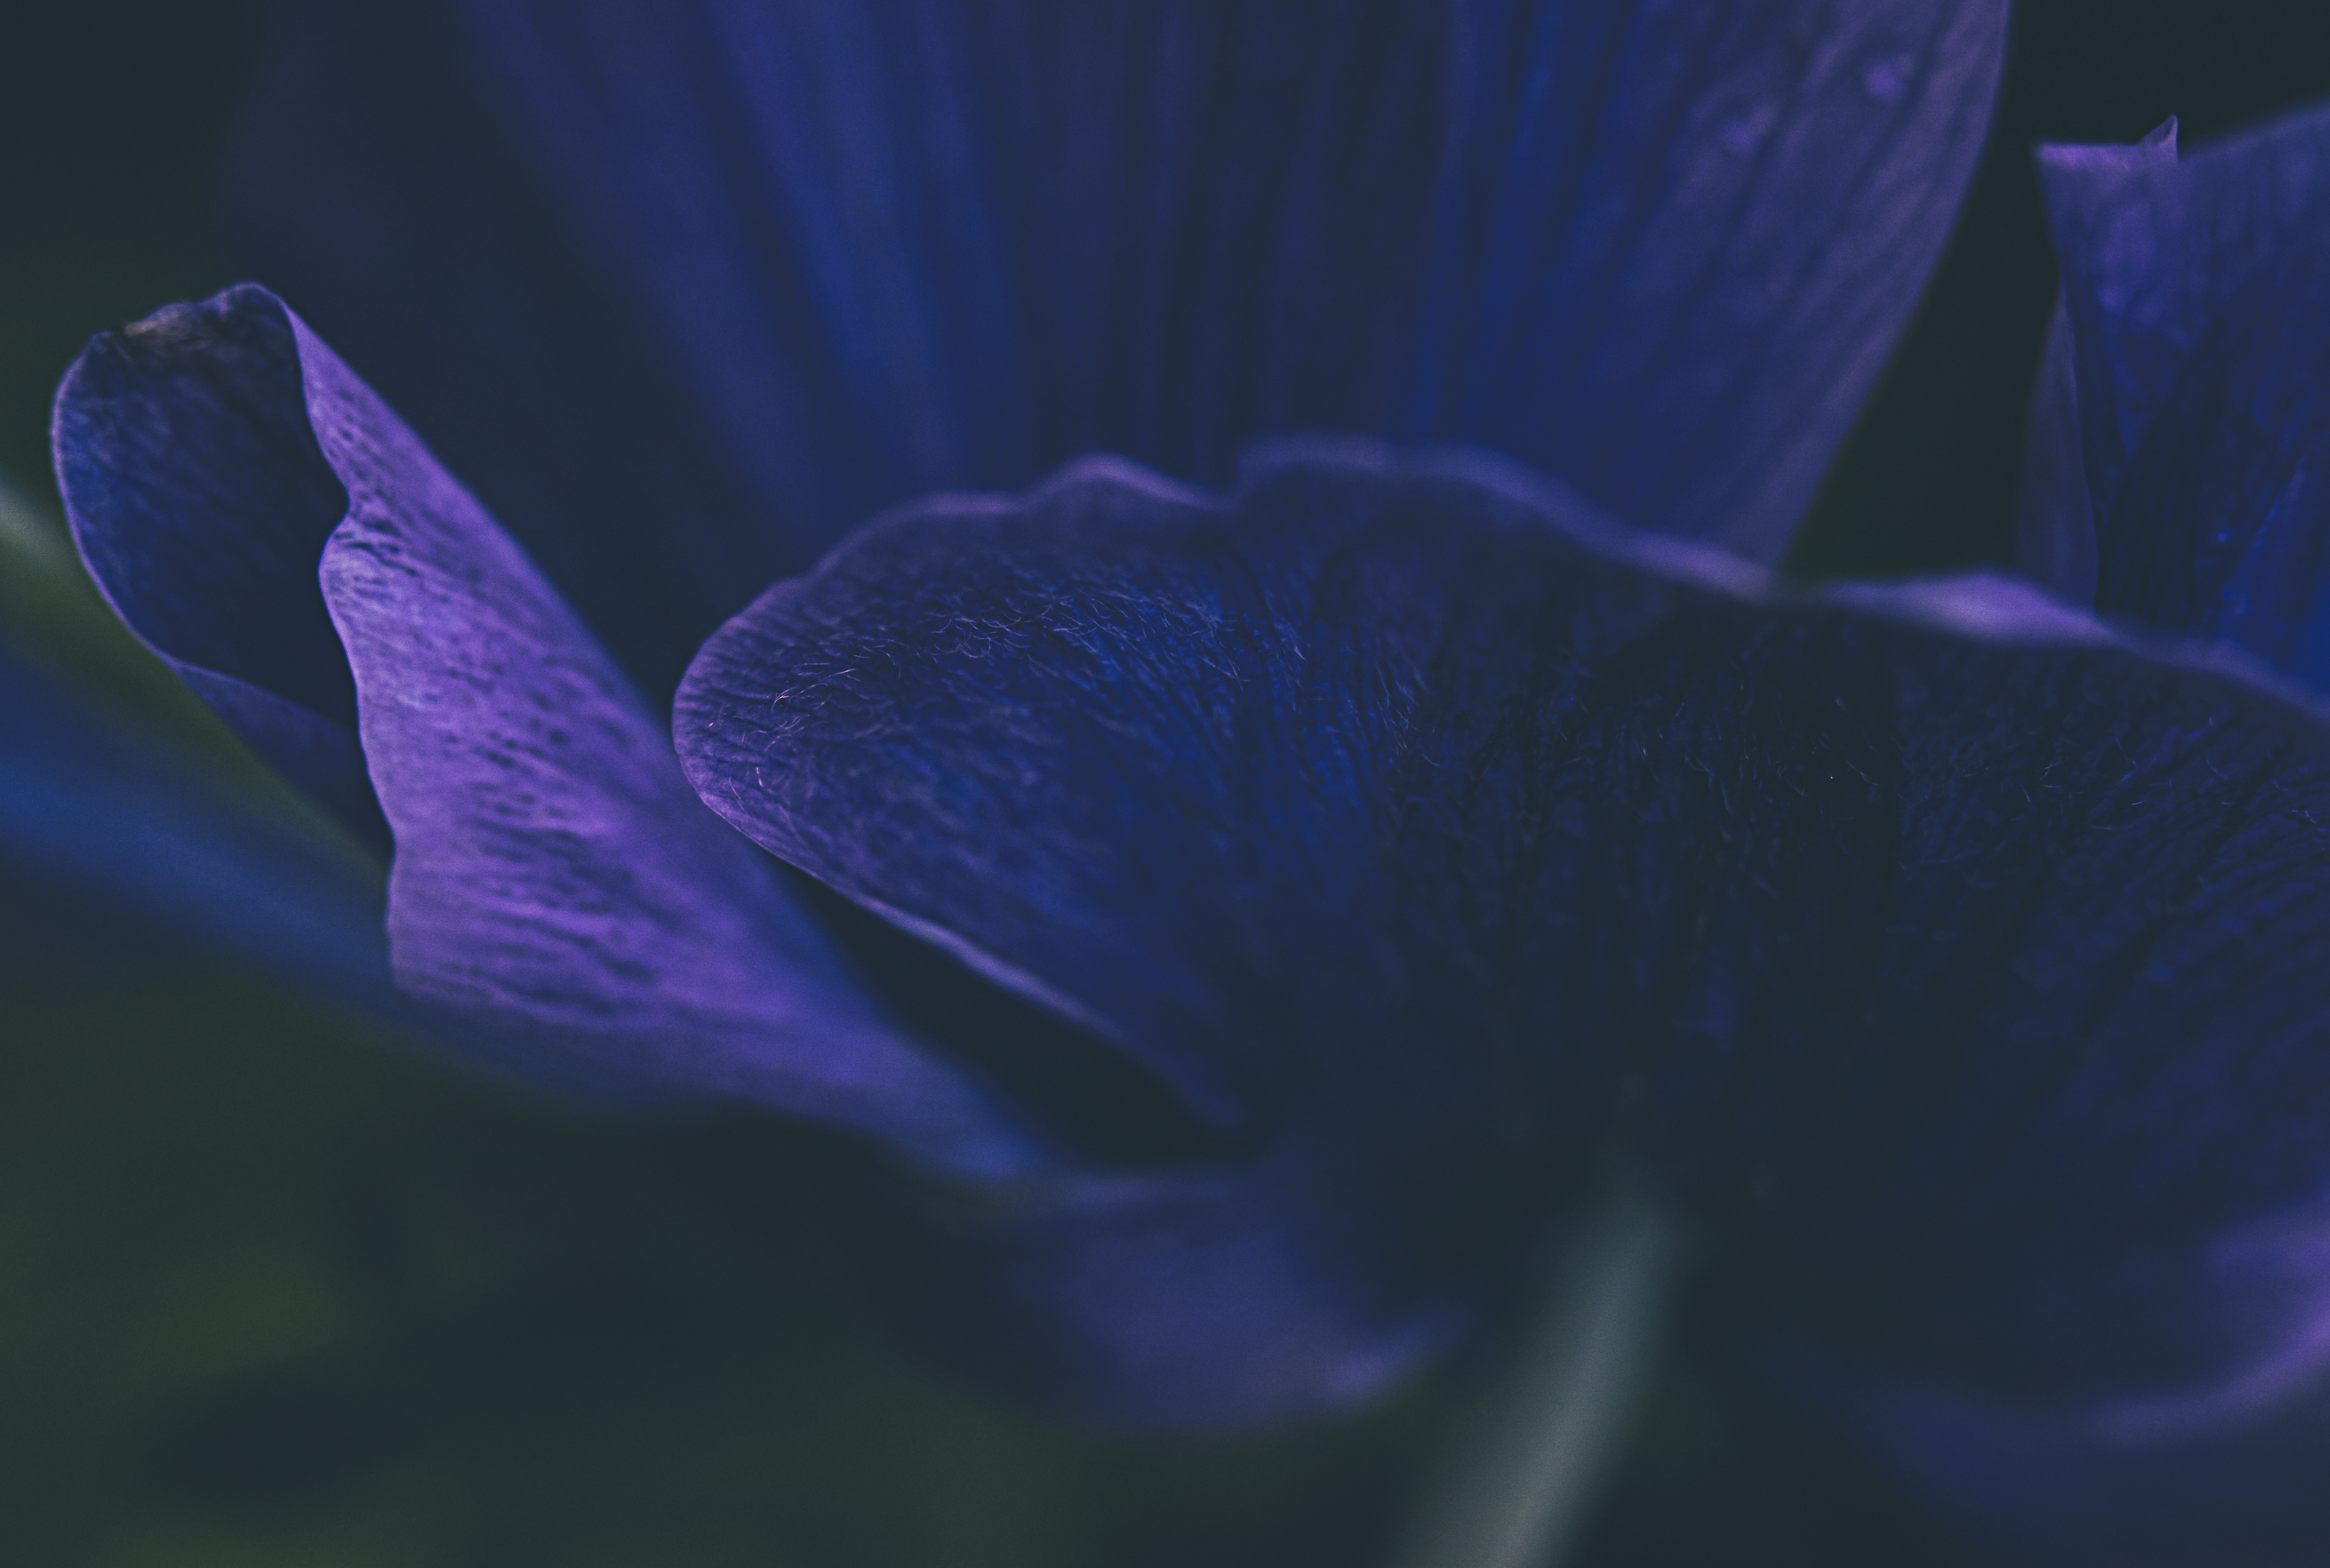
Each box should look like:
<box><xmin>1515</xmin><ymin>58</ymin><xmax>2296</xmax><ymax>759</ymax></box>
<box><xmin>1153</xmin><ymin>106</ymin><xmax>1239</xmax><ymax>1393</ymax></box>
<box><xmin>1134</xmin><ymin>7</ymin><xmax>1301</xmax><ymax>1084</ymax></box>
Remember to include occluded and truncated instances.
<box><xmin>55</xmin><ymin>291</ymin><xmax>389</xmax><ymax>852</ymax></box>
<box><xmin>682</xmin><ymin>440</ymin><xmax>2330</xmax><ymax>1518</ymax></box>
<box><xmin>56</xmin><ymin>284</ymin><xmax>1044</xmax><ymax>1177</ymax></box>
<box><xmin>234</xmin><ymin>0</ymin><xmax>2004</xmax><ymax>693</ymax></box>
<box><xmin>2032</xmin><ymin>101</ymin><xmax>2330</xmax><ymax>690</ymax></box>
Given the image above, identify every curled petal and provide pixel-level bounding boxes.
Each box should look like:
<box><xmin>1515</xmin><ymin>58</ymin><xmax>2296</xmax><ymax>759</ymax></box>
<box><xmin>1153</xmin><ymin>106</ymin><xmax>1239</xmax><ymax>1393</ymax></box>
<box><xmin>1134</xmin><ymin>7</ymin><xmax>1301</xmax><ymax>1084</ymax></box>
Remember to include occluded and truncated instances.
<box><xmin>56</xmin><ymin>293</ymin><xmax>389</xmax><ymax>851</ymax></box>
<box><xmin>55</xmin><ymin>285</ymin><xmax>1044</xmax><ymax>1177</ymax></box>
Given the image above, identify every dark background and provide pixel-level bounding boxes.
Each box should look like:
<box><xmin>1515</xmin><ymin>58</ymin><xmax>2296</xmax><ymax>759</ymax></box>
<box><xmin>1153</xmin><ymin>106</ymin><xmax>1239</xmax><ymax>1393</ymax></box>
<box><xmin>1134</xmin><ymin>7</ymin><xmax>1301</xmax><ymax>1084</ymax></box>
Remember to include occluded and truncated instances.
<box><xmin>6</xmin><ymin>4</ymin><xmax>2330</xmax><ymax>1565</ymax></box>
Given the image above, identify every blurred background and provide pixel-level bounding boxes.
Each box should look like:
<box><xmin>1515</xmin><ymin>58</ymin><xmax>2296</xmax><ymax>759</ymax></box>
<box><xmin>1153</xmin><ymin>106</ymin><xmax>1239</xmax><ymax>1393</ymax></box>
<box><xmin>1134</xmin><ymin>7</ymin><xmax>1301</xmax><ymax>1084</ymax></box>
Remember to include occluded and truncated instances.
<box><xmin>6</xmin><ymin>3</ymin><xmax>2330</xmax><ymax>1565</ymax></box>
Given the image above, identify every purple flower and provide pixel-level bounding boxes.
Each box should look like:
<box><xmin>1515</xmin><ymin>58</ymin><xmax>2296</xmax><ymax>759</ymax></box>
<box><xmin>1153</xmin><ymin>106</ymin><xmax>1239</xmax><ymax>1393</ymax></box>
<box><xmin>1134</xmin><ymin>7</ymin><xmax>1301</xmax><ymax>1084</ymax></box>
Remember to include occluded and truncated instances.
<box><xmin>27</xmin><ymin>1</ymin><xmax>2330</xmax><ymax>1560</ymax></box>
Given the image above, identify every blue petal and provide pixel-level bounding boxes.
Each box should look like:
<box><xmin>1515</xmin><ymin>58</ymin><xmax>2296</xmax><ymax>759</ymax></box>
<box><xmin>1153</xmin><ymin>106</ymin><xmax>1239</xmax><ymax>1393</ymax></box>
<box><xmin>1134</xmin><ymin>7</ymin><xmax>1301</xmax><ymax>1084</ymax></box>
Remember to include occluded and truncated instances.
<box><xmin>233</xmin><ymin>0</ymin><xmax>2003</xmax><ymax>690</ymax></box>
<box><xmin>2033</xmin><ymin>101</ymin><xmax>2330</xmax><ymax>691</ymax></box>
<box><xmin>54</xmin><ymin>284</ymin><xmax>1046</xmax><ymax>1178</ymax></box>
<box><xmin>680</xmin><ymin>440</ymin><xmax>2330</xmax><ymax>1508</ymax></box>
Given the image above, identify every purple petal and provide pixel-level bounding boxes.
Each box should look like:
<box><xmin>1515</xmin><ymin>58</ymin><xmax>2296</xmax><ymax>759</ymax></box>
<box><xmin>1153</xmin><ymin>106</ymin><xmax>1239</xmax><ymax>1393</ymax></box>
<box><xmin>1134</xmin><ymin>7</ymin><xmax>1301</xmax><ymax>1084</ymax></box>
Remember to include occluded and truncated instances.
<box><xmin>681</xmin><ymin>440</ymin><xmax>2330</xmax><ymax>1511</ymax></box>
<box><xmin>2032</xmin><ymin>102</ymin><xmax>2330</xmax><ymax>689</ymax></box>
<box><xmin>55</xmin><ymin>284</ymin><xmax>1044</xmax><ymax>1177</ymax></box>
<box><xmin>233</xmin><ymin>0</ymin><xmax>2003</xmax><ymax>693</ymax></box>
<box><xmin>54</xmin><ymin>293</ymin><xmax>389</xmax><ymax>853</ymax></box>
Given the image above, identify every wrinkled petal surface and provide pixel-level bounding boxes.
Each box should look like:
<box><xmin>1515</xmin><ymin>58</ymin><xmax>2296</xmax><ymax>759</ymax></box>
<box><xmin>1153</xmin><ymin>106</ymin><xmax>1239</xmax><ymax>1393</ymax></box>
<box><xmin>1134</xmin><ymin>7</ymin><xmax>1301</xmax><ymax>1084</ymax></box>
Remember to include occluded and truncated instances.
<box><xmin>235</xmin><ymin>0</ymin><xmax>2003</xmax><ymax>685</ymax></box>
<box><xmin>56</xmin><ymin>284</ymin><xmax>1043</xmax><ymax>1177</ymax></box>
<box><xmin>682</xmin><ymin>441</ymin><xmax>2330</xmax><ymax>1521</ymax></box>
<box><xmin>2032</xmin><ymin>102</ymin><xmax>2330</xmax><ymax>691</ymax></box>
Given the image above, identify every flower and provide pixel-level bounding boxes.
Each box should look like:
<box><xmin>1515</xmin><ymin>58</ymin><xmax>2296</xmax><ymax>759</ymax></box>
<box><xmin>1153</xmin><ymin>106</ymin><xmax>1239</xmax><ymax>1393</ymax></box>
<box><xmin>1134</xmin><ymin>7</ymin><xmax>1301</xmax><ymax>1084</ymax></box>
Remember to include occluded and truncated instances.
<box><xmin>26</xmin><ymin>1</ymin><xmax>2330</xmax><ymax>1562</ymax></box>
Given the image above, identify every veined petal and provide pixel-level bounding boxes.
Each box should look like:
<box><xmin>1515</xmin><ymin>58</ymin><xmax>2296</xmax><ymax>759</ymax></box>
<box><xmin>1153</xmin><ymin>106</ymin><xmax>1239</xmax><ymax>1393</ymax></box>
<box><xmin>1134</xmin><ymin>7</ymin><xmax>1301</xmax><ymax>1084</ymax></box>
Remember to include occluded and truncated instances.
<box><xmin>681</xmin><ymin>441</ymin><xmax>2330</xmax><ymax>1516</ymax></box>
<box><xmin>2032</xmin><ymin>100</ymin><xmax>2330</xmax><ymax>690</ymax></box>
<box><xmin>233</xmin><ymin>0</ymin><xmax>2003</xmax><ymax>692</ymax></box>
<box><xmin>53</xmin><ymin>284</ymin><xmax>1044</xmax><ymax>1177</ymax></box>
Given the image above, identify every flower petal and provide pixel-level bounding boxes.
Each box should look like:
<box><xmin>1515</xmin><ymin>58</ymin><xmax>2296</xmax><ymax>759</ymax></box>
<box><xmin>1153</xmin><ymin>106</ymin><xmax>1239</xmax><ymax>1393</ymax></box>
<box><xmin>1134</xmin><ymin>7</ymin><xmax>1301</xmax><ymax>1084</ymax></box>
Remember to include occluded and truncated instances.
<box><xmin>55</xmin><ymin>284</ymin><xmax>1045</xmax><ymax>1177</ymax></box>
<box><xmin>681</xmin><ymin>439</ymin><xmax>2330</xmax><ymax>1500</ymax></box>
<box><xmin>55</xmin><ymin>292</ymin><xmax>390</xmax><ymax>853</ymax></box>
<box><xmin>233</xmin><ymin>0</ymin><xmax>2003</xmax><ymax>692</ymax></box>
<box><xmin>2033</xmin><ymin>101</ymin><xmax>2330</xmax><ymax>688</ymax></box>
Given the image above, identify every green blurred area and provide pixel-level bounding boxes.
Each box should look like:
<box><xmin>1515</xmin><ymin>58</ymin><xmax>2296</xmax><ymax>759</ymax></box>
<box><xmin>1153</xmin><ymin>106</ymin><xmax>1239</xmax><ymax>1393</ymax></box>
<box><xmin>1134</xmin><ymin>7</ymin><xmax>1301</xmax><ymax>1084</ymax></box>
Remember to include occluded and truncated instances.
<box><xmin>0</xmin><ymin>968</ymin><xmax>1435</xmax><ymax>1568</ymax></box>
<box><xmin>8</xmin><ymin>2</ymin><xmax>2330</xmax><ymax>1564</ymax></box>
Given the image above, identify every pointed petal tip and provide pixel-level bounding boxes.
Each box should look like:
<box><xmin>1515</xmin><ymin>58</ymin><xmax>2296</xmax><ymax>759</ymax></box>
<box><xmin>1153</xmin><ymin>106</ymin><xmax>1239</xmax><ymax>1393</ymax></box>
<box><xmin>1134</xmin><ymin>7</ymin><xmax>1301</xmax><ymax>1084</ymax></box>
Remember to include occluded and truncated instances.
<box><xmin>2029</xmin><ymin>87</ymin><xmax>2330</xmax><ymax>693</ymax></box>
